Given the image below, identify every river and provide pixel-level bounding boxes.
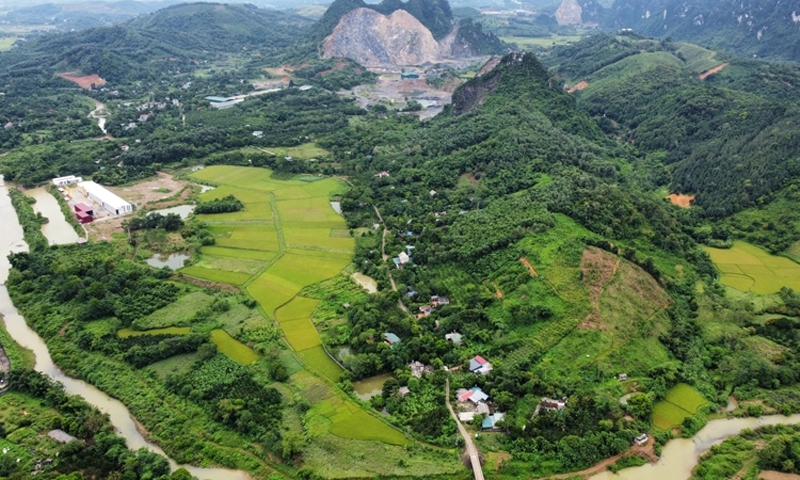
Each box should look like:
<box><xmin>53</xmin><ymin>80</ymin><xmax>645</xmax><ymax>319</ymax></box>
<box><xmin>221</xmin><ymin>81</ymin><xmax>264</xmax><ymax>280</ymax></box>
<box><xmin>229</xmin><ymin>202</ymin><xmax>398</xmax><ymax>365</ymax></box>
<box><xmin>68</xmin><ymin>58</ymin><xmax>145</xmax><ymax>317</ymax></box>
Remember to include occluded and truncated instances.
<box><xmin>0</xmin><ymin>176</ymin><xmax>248</xmax><ymax>480</ymax></box>
<box><xmin>590</xmin><ymin>414</ymin><xmax>800</xmax><ymax>480</ymax></box>
<box><xmin>26</xmin><ymin>187</ymin><xmax>81</xmax><ymax>245</ymax></box>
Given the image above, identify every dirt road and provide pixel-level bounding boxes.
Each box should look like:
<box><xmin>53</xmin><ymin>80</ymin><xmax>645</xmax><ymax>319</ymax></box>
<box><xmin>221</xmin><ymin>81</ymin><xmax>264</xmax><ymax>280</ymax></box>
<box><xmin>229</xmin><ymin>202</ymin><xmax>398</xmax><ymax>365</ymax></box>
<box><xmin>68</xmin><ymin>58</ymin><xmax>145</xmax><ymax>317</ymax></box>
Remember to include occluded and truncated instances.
<box><xmin>445</xmin><ymin>378</ymin><xmax>485</xmax><ymax>480</ymax></box>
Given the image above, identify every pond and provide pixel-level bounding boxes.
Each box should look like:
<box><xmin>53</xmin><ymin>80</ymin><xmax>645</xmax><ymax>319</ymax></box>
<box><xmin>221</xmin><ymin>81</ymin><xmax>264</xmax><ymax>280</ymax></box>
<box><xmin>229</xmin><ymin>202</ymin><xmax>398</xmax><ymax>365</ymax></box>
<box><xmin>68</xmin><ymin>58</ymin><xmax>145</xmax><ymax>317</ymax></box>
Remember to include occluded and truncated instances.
<box><xmin>150</xmin><ymin>204</ymin><xmax>195</xmax><ymax>219</ymax></box>
<box><xmin>146</xmin><ymin>253</ymin><xmax>190</xmax><ymax>270</ymax></box>
<box><xmin>352</xmin><ymin>272</ymin><xmax>378</xmax><ymax>294</ymax></box>
<box><xmin>0</xmin><ymin>176</ymin><xmax>249</xmax><ymax>480</ymax></box>
<box><xmin>26</xmin><ymin>187</ymin><xmax>81</xmax><ymax>246</ymax></box>
<box><xmin>590</xmin><ymin>414</ymin><xmax>800</xmax><ymax>480</ymax></box>
<box><xmin>352</xmin><ymin>373</ymin><xmax>392</xmax><ymax>401</ymax></box>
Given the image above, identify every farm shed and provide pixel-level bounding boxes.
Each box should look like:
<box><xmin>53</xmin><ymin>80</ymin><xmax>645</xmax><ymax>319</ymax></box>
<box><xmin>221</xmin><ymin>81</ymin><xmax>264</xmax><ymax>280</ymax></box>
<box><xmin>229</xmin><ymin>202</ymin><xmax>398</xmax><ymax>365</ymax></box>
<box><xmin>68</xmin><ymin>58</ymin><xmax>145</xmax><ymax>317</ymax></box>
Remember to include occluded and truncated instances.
<box><xmin>77</xmin><ymin>181</ymin><xmax>132</xmax><ymax>215</ymax></box>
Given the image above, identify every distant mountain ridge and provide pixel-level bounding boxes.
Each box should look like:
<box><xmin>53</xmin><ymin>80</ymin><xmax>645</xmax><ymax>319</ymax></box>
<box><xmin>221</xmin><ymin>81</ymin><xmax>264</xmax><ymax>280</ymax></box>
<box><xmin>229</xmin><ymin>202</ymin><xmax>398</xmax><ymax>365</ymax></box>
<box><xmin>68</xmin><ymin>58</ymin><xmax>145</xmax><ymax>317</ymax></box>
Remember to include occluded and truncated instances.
<box><xmin>555</xmin><ymin>0</ymin><xmax>800</xmax><ymax>62</ymax></box>
<box><xmin>0</xmin><ymin>3</ymin><xmax>313</xmax><ymax>82</ymax></box>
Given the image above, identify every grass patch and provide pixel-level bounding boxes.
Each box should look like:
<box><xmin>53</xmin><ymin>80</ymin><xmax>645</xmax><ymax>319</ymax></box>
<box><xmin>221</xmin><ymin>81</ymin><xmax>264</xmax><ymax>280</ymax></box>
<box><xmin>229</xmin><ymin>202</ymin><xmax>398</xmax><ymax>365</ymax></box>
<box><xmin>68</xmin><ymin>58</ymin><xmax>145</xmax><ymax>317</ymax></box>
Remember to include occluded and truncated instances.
<box><xmin>210</xmin><ymin>329</ymin><xmax>260</xmax><ymax>365</ymax></box>
<box><xmin>501</xmin><ymin>35</ymin><xmax>584</xmax><ymax>48</ymax></box>
<box><xmin>704</xmin><ymin>241</ymin><xmax>800</xmax><ymax>294</ymax></box>
<box><xmin>326</xmin><ymin>401</ymin><xmax>408</xmax><ymax>446</ymax></box>
<box><xmin>181</xmin><ymin>266</ymin><xmax>252</xmax><ymax>285</ymax></box>
<box><xmin>0</xmin><ymin>37</ymin><xmax>16</xmax><ymax>51</ymax></box>
<box><xmin>132</xmin><ymin>291</ymin><xmax>214</xmax><ymax>329</ymax></box>
<box><xmin>261</xmin><ymin>143</ymin><xmax>329</xmax><ymax>159</ymax></box>
<box><xmin>146</xmin><ymin>352</ymin><xmax>200</xmax><ymax>380</ymax></box>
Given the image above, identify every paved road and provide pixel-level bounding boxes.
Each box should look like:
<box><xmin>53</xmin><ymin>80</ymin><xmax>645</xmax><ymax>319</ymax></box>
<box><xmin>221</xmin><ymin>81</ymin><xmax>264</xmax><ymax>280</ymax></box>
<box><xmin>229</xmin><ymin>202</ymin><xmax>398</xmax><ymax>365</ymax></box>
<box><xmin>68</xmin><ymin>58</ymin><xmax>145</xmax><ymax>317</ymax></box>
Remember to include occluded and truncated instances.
<box><xmin>445</xmin><ymin>378</ymin><xmax>485</xmax><ymax>480</ymax></box>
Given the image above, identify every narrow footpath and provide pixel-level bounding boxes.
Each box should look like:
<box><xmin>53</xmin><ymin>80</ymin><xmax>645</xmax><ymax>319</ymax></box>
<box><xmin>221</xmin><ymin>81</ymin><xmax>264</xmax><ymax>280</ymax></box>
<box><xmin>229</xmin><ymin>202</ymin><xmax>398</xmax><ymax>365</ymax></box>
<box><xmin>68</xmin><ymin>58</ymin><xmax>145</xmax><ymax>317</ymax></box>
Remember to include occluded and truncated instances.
<box><xmin>445</xmin><ymin>378</ymin><xmax>485</xmax><ymax>480</ymax></box>
<box><xmin>372</xmin><ymin>204</ymin><xmax>413</xmax><ymax>317</ymax></box>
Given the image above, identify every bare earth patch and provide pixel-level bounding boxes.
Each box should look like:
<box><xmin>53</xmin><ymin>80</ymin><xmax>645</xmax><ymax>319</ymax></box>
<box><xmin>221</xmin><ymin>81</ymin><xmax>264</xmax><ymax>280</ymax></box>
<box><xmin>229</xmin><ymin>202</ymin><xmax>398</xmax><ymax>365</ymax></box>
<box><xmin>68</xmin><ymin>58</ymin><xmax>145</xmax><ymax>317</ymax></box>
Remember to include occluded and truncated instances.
<box><xmin>760</xmin><ymin>472</ymin><xmax>800</xmax><ymax>480</ymax></box>
<box><xmin>492</xmin><ymin>281</ymin><xmax>503</xmax><ymax>299</ymax></box>
<box><xmin>520</xmin><ymin>257</ymin><xmax>537</xmax><ymax>276</ymax></box>
<box><xmin>568</xmin><ymin>81</ymin><xmax>589</xmax><ymax>93</ymax></box>
<box><xmin>699</xmin><ymin>63</ymin><xmax>729</xmax><ymax>80</ymax></box>
<box><xmin>58</xmin><ymin>72</ymin><xmax>106</xmax><ymax>89</ymax></box>
<box><xmin>579</xmin><ymin>247</ymin><xmax>619</xmax><ymax>330</ymax></box>
<box><xmin>107</xmin><ymin>172</ymin><xmax>194</xmax><ymax>209</ymax></box>
<box><xmin>667</xmin><ymin>193</ymin><xmax>695</xmax><ymax>208</ymax></box>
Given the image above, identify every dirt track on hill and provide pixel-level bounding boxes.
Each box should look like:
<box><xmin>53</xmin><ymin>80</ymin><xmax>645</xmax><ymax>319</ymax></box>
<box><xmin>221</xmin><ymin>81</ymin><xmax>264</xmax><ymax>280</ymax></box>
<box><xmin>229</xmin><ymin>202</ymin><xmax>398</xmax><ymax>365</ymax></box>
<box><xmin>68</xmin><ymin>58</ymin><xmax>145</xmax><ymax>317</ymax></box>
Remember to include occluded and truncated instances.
<box><xmin>699</xmin><ymin>63</ymin><xmax>729</xmax><ymax>80</ymax></box>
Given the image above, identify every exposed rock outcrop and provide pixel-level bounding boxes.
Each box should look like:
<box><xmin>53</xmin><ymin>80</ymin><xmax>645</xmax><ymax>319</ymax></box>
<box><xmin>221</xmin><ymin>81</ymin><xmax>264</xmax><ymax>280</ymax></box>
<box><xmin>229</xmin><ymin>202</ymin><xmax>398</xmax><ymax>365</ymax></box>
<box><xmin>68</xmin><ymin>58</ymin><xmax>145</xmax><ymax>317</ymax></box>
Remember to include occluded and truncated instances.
<box><xmin>555</xmin><ymin>0</ymin><xmax>582</xmax><ymax>25</ymax></box>
<box><xmin>323</xmin><ymin>8</ymin><xmax>441</xmax><ymax>66</ymax></box>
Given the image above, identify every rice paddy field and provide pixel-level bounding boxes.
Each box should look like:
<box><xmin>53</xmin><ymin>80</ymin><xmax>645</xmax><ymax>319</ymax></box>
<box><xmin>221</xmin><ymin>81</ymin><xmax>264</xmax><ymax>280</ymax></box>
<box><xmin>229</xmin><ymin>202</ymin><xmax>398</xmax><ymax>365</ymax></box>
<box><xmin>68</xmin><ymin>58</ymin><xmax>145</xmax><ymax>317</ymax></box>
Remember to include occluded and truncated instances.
<box><xmin>652</xmin><ymin>383</ymin><xmax>708</xmax><ymax>430</ymax></box>
<box><xmin>704</xmin><ymin>241</ymin><xmax>800</xmax><ymax>294</ymax></box>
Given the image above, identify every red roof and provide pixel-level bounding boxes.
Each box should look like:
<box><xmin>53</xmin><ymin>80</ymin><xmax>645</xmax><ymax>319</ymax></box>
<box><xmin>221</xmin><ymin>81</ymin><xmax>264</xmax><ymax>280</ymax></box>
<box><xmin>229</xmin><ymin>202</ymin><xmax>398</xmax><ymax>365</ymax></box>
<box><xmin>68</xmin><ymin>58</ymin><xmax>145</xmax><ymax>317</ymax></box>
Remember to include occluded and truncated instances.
<box><xmin>76</xmin><ymin>211</ymin><xmax>91</xmax><ymax>219</ymax></box>
<box><xmin>458</xmin><ymin>391</ymin><xmax>473</xmax><ymax>402</ymax></box>
<box><xmin>75</xmin><ymin>203</ymin><xmax>92</xmax><ymax>212</ymax></box>
<box><xmin>473</xmin><ymin>355</ymin><xmax>488</xmax><ymax>365</ymax></box>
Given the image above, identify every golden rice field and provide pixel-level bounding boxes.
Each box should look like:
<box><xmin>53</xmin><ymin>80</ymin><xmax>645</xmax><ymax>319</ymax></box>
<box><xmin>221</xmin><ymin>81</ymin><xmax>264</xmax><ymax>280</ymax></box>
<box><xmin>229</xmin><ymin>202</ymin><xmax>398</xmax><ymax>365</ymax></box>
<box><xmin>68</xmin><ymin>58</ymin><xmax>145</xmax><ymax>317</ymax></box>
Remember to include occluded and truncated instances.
<box><xmin>704</xmin><ymin>241</ymin><xmax>800</xmax><ymax>294</ymax></box>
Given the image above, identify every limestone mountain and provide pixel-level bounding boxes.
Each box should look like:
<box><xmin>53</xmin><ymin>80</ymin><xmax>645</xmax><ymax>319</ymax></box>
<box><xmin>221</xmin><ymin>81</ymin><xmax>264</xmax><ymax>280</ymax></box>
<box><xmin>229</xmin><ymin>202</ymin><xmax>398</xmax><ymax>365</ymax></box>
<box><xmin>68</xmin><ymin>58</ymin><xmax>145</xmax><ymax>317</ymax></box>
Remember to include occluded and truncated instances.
<box><xmin>318</xmin><ymin>0</ymin><xmax>505</xmax><ymax>66</ymax></box>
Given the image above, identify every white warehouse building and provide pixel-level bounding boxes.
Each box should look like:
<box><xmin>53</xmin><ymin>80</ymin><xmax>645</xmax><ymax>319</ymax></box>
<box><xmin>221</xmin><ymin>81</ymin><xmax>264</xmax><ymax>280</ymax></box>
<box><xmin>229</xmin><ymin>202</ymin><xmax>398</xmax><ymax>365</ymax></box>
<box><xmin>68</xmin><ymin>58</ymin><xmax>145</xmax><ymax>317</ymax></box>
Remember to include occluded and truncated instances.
<box><xmin>52</xmin><ymin>175</ymin><xmax>83</xmax><ymax>187</ymax></box>
<box><xmin>77</xmin><ymin>181</ymin><xmax>132</xmax><ymax>215</ymax></box>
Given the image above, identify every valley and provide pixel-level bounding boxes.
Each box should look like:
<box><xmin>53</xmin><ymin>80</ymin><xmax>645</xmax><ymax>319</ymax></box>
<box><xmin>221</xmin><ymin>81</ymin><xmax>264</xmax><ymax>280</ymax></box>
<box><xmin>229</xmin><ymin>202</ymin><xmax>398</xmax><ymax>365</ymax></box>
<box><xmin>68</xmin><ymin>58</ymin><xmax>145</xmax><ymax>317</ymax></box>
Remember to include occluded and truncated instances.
<box><xmin>0</xmin><ymin>1</ymin><xmax>800</xmax><ymax>480</ymax></box>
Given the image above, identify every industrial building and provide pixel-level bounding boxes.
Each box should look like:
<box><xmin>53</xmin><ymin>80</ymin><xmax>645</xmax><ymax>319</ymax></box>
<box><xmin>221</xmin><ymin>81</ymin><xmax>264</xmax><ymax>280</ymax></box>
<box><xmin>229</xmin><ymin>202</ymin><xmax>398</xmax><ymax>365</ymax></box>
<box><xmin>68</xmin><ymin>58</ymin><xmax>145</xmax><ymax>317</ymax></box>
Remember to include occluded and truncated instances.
<box><xmin>77</xmin><ymin>181</ymin><xmax>132</xmax><ymax>216</ymax></box>
<box><xmin>52</xmin><ymin>175</ymin><xmax>83</xmax><ymax>187</ymax></box>
<box><xmin>74</xmin><ymin>203</ymin><xmax>94</xmax><ymax>224</ymax></box>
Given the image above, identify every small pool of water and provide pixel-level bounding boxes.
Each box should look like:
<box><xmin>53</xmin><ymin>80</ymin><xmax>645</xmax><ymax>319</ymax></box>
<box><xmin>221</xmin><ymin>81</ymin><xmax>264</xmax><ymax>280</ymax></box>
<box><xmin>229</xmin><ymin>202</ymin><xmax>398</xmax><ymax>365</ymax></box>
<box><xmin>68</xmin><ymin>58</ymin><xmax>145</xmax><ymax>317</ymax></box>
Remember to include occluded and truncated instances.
<box><xmin>352</xmin><ymin>373</ymin><xmax>392</xmax><ymax>401</ymax></box>
<box><xmin>146</xmin><ymin>253</ymin><xmax>190</xmax><ymax>270</ymax></box>
<box><xmin>352</xmin><ymin>272</ymin><xmax>377</xmax><ymax>294</ymax></box>
<box><xmin>150</xmin><ymin>205</ymin><xmax>195</xmax><ymax>220</ymax></box>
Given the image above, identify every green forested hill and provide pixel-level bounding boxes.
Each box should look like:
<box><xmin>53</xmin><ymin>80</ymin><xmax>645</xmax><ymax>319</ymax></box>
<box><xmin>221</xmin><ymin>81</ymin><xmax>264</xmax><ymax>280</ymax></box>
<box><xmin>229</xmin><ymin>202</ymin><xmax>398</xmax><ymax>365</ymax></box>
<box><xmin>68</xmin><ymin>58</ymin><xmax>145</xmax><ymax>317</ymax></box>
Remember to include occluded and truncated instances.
<box><xmin>545</xmin><ymin>34</ymin><xmax>800</xmax><ymax>218</ymax></box>
<box><xmin>0</xmin><ymin>3</ymin><xmax>313</xmax><ymax>83</ymax></box>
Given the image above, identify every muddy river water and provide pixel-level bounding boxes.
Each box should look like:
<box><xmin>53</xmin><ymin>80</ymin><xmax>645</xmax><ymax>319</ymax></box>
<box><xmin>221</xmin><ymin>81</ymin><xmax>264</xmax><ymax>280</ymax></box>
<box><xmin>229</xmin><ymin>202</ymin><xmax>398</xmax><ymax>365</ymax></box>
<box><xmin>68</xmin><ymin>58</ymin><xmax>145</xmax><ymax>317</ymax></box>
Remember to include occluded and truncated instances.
<box><xmin>591</xmin><ymin>414</ymin><xmax>800</xmax><ymax>479</ymax></box>
<box><xmin>0</xmin><ymin>176</ymin><xmax>248</xmax><ymax>480</ymax></box>
<box><xmin>25</xmin><ymin>187</ymin><xmax>81</xmax><ymax>245</ymax></box>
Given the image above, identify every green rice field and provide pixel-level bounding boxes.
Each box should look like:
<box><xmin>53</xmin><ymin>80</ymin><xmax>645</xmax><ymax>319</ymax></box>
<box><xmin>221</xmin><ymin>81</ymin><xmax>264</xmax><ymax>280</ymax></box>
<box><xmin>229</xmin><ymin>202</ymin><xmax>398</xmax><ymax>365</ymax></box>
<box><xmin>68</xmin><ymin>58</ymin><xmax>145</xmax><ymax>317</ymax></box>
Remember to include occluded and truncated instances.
<box><xmin>704</xmin><ymin>241</ymin><xmax>800</xmax><ymax>294</ymax></box>
<box><xmin>501</xmin><ymin>35</ymin><xmax>584</xmax><ymax>48</ymax></box>
<box><xmin>189</xmin><ymin>169</ymin><xmax>346</xmax><ymax>356</ymax></box>
<box><xmin>210</xmin><ymin>329</ymin><xmax>260</xmax><ymax>365</ymax></box>
<box><xmin>652</xmin><ymin>383</ymin><xmax>707</xmax><ymax>430</ymax></box>
<box><xmin>313</xmin><ymin>397</ymin><xmax>407</xmax><ymax>446</ymax></box>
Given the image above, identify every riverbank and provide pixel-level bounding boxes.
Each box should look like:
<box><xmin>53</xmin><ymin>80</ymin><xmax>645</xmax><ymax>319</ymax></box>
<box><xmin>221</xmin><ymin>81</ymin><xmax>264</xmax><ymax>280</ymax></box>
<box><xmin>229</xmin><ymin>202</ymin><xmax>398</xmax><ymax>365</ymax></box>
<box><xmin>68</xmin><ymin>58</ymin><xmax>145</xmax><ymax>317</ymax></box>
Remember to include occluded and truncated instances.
<box><xmin>0</xmin><ymin>175</ymin><xmax>250</xmax><ymax>480</ymax></box>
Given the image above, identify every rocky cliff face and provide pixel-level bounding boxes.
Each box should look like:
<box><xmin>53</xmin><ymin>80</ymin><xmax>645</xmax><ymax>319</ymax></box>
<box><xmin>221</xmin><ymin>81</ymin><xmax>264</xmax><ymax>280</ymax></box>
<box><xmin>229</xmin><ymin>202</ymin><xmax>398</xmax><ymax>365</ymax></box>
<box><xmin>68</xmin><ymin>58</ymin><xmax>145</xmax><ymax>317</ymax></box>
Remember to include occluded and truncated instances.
<box><xmin>323</xmin><ymin>8</ymin><xmax>441</xmax><ymax>66</ymax></box>
<box><xmin>555</xmin><ymin>0</ymin><xmax>583</xmax><ymax>25</ymax></box>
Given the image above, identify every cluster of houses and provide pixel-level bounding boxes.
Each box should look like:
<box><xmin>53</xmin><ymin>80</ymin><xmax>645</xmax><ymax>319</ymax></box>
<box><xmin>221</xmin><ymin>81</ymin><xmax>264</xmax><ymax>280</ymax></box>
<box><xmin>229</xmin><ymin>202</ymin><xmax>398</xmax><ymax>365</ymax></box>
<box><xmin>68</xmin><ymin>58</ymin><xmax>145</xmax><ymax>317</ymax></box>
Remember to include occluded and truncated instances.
<box><xmin>456</xmin><ymin>386</ymin><xmax>505</xmax><ymax>430</ymax></box>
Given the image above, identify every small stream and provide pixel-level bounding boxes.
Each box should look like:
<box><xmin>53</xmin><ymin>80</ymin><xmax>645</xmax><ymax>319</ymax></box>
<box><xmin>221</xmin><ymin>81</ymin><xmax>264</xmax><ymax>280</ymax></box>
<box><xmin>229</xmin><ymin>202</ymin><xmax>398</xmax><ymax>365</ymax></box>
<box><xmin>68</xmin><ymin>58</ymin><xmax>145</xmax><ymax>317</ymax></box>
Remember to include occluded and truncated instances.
<box><xmin>0</xmin><ymin>176</ymin><xmax>248</xmax><ymax>480</ymax></box>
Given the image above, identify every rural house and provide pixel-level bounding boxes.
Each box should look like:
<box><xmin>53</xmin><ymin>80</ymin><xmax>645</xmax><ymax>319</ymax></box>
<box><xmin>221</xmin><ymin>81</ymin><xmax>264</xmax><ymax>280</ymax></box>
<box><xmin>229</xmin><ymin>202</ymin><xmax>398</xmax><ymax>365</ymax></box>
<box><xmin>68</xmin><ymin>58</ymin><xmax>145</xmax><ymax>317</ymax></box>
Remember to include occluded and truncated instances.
<box><xmin>398</xmin><ymin>386</ymin><xmax>410</xmax><ymax>397</ymax></box>
<box><xmin>409</xmin><ymin>361</ymin><xmax>433</xmax><ymax>378</ymax></box>
<box><xmin>469</xmin><ymin>355</ymin><xmax>493</xmax><ymax>375</ymax></box>
<box><xmin>374</xmin><ymin>171</ymin><xmax>390</xmax><ymax>178</ymax></box>
<box><xmin>634</xmin><ymin>433</ymin><xmax>648</xmax><ymax>446</ymax></box>
<box><xmin>384</xmin><ymin>333</ymin><xmax>401</xmax><ymax>347</ymax></box>
<box><xmin>481</xmin><ymin>413</ymin><xmax>505</xmax><ymax>430</ymax></box>
<box><xmin>445</xmin><ymin>332</ymin><xmax>463</xmax><ymax>346</ymax></box>
<box><xmin>540</xmin><ymin>397</ymin><xmax>567</xmax><ymax>411</ymax></box>
<box><xmin>431</xmin><ymin>295</ymin><xmax>450</xmax><ymax>307</ymax></box>
<box><xmin>419</xmin><ymin>305</ymin><xmax>434</xmax><ymax>317</ymax></box>
<box><xmin>618</xmin><ymin>373</ymin><xmax>628</xmax><ymax>381</ymax></box>
<box><xmin>468</xmin><ymin>386</ymin><xmax>488</xmax><ymax>404</ymax></box>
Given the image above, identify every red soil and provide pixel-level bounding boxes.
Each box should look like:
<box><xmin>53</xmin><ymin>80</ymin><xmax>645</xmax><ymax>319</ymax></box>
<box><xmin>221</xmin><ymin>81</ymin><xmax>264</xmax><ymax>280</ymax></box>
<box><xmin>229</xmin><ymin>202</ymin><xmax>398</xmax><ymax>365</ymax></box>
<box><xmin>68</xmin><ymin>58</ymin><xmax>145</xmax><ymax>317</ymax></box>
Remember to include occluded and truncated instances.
<box><xmin>58</xmin><ymin>72</ymin><xmax>106</xmax><ymax>89</ymax></box>
<box><xmin>667</xmin><ymin>193</ymin><xmax>695</xmax><ymax>208</ymax></box>
<box><xmin>699</xmin><ymin>63</ymin><xmax>729</xmax><ymax>80</ymax></box>
<box><xmin>568</xmin><ymin>81</ymin><xmax>589</xmax><ymax>93</ymax></box>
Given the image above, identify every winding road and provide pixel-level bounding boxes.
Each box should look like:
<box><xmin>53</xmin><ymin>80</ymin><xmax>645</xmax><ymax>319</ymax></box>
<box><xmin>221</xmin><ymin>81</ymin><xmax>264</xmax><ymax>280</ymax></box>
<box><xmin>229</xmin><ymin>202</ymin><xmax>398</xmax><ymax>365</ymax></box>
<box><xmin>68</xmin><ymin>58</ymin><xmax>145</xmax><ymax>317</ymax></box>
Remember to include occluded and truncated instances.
<box><xmin>445</xmin><ymin>378</ymin><xmax>485</xmax><ymax>480</ymax></box>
